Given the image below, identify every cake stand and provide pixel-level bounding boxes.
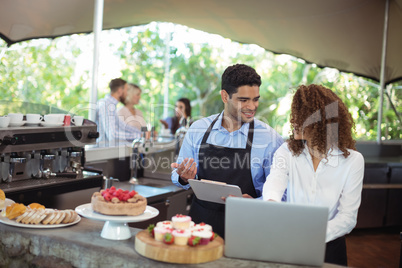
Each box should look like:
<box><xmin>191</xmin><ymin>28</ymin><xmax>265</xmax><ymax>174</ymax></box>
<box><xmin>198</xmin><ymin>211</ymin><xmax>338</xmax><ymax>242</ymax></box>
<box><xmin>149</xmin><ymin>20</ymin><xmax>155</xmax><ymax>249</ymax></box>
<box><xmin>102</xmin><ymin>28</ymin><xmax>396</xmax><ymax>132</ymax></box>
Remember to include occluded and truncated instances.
<box><xmin>75</xmin><ymin>203</ymin><xmax>159</xmax><ymax>240</ymax></box>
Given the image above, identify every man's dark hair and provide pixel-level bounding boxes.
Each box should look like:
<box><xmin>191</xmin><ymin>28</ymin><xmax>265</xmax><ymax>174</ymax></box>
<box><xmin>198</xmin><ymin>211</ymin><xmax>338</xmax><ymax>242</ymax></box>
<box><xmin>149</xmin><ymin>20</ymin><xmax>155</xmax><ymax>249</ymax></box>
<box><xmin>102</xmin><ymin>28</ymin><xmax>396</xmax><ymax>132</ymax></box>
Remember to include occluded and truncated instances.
<box><xmin>221</xmin><ymin>64</ymin><xmax>261</xmax><ymax>97</ymax></box>
<box><xmin>177</xmin><ymin>98</ymin><xmax>191</xmax><ymax>118</ymax></box>
<box><xmin>109</xmin><ymin>78</ymin><xmax>127</xmax><ymax>93</ymax></box>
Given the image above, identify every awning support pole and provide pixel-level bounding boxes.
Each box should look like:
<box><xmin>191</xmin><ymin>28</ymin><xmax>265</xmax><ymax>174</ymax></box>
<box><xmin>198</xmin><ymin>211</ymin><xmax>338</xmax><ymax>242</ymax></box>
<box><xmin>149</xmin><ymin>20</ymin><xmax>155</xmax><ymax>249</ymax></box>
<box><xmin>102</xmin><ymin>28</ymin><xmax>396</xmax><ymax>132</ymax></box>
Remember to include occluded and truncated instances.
<box><xmin>89</xmin><ymin>0</ymin><xmax>104</xmax><ymax>121</ymax></box>
<box><xmin>377</xmin><ymin>0</ymin><xmax>390</xmax><ymax>144</ymax></box>
<box><xmin>163</xmin><ymin>26</ymin><xmax>171</xmax><ymax>120</ymax></box>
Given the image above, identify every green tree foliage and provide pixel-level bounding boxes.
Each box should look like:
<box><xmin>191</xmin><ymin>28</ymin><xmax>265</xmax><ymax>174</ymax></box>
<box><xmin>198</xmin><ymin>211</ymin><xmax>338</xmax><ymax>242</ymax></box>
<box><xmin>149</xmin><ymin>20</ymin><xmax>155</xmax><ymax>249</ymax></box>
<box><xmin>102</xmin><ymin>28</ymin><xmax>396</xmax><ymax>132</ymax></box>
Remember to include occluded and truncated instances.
<box><xmin>116</xmin><ymin>26</ymin><xmax>168</xmax><ymax>126</ymax></box>
<box><xmin>0</xmin><ymin>23</ymin><xmax>400</xmax><ymax>140</ymax></box>
<box><xmin>0</xmin><ymin>38</ymin><xmax>88</xmax><ymax>116</ymax></box>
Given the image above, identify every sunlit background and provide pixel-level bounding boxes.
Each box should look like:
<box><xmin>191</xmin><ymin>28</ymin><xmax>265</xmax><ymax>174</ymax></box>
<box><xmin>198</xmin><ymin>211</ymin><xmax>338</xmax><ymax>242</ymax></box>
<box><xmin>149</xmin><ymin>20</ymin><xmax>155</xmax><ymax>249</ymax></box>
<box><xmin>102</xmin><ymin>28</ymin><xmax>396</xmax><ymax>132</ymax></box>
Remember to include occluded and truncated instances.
<box><xmin>1</xmin><ymin>22</ymin><xmax>401</xmax><ymax>140</ymax></box>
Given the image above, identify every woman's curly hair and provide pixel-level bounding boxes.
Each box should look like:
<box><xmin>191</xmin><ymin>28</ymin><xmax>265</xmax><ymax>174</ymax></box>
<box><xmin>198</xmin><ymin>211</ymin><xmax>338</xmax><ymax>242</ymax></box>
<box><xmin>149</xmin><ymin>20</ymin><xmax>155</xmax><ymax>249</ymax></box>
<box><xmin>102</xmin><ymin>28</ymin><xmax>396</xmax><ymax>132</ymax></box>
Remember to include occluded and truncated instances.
<box><xmin>288</xmin><ymin>84</ymin><xmax>356</xmax><ymax>158</ymax></box>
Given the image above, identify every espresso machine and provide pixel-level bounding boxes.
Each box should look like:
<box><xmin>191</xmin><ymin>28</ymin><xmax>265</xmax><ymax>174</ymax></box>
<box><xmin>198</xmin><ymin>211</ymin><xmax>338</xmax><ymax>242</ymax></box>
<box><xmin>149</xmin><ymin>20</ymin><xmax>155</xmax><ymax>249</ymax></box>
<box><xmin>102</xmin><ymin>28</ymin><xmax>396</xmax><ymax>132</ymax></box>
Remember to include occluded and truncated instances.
<box><xmin>0</xmin><ymin>119</ymin><xmax>103</xmax><ymax>205</ymax></box>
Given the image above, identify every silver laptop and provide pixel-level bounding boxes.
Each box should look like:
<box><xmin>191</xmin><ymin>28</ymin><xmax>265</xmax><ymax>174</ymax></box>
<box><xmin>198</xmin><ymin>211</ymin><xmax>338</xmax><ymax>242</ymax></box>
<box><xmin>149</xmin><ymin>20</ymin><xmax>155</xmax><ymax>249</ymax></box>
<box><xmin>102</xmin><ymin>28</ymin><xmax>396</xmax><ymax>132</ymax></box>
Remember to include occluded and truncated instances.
<box><xmin>225</xmin><ymin>197</ymin><xmax>329</xmax><ymax>266</ymax></box>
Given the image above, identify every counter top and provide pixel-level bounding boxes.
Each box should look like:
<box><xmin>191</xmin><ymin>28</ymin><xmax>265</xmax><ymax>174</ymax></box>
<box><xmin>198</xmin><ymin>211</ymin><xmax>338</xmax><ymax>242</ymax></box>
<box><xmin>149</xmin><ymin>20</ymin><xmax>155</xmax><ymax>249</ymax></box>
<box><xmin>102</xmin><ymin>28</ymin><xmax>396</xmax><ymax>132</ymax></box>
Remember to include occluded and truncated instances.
<box><xmin>85</xmin><ymin>140</ymin><xmax>177</xmax><ymax>162</ymax></box>
<box><xmin>0</xmin><ymin>217</ymin><xmax>340</xmax><ymax>268</ymax></box>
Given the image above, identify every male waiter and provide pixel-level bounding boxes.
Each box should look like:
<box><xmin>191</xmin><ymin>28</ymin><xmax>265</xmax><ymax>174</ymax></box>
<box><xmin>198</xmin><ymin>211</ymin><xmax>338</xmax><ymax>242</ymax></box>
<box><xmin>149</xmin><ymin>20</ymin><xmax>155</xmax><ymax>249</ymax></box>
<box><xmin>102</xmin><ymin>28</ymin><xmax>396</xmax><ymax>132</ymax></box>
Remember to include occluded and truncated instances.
<box><xmin>171</xmin><ymin>64</ymin><xmax>283</xmax><ymax>237</ymax></box>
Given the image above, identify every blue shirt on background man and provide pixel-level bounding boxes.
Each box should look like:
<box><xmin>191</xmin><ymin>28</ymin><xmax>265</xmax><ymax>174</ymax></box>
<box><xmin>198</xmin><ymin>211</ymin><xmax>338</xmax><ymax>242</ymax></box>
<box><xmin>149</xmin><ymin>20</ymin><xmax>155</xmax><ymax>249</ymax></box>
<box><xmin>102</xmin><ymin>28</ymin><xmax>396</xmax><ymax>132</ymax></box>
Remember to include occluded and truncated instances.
<box><xmin>96</xmin><ymin>94</ymin><xmax>141</xmax><ymax>147</ymax></box>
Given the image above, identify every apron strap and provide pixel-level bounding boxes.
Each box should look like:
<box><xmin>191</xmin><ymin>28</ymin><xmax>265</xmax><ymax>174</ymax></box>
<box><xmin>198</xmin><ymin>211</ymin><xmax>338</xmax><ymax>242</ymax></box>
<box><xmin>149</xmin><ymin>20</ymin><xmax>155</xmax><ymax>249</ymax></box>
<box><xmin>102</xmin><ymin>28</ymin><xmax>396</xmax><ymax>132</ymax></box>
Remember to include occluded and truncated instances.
<box><xmin>201</xmin><ymin>112</ymin><xmax>221</xmax><ymax>144</ymax></box>
<box><xmin>246</xmin><ymin>120</ymin><xmax>254</xmax><ymax>151</ymax></box>
<box><xmin>201</xmin><ymin>112</ymin><xmax>255</xmax><ymax>149</ymax></box>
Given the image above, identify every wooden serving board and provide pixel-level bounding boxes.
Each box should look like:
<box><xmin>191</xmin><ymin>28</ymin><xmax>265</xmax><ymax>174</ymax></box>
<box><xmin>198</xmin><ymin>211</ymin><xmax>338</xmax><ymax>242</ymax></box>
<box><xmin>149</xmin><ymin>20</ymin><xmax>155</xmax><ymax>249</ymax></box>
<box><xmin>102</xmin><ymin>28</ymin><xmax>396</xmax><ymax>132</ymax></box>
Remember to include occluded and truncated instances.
<box><xmin>135</xmin><ymin>230</ymin><xmax>224</xmax><ymax>264</ymax></box>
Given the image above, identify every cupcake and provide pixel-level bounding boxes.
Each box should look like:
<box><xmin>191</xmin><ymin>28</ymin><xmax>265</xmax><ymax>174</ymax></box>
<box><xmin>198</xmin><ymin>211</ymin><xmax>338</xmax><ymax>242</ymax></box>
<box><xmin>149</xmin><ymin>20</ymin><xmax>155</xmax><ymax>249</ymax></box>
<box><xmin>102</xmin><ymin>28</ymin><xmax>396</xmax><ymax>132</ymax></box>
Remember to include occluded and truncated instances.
<box><xmin>192</xmin><ymin>230</ymin><xmax>213</xmax><ymax>245</ymax></box>
<box><xmin>156</xmin><ymin>220</ymin><xmax>173</xmax><ymax>229</ymax></box>
<box><xmin>193</xmin><ymin>222</ymin><xmax>212</xmax><ymax>232</ymax></box>
<box><xmin>154</xmin><ymin>226</ymin><xmax>173</xmax><ymax>242</ymax></box>
<box><xmin>171</xmin><ymin>214</ymin><xmax>192</xmax><ymax>230</ymax></box>
<box><xmin>172</xmin><ymin>229</ymin><xmax>191</xmax><ymax>246</ymax></box>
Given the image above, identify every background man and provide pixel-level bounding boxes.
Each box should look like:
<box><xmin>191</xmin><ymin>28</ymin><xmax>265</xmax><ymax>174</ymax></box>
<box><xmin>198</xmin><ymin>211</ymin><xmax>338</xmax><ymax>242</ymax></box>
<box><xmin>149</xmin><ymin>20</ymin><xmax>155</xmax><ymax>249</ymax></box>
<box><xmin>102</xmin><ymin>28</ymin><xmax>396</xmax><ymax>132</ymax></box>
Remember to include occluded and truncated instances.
<box><xmin>96</xmin><ymin>78</ymin><xmax>141</xmax><ymax>147</ymax></box>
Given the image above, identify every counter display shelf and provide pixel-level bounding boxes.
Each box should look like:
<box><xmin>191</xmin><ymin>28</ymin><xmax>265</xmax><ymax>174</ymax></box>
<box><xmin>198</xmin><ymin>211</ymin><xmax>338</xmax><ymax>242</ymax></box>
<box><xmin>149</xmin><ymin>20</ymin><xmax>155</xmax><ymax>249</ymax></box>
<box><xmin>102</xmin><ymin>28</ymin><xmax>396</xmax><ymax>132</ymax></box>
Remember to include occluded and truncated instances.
<box><xmin>0</xmin><ymin>217</ymin><xmax>341</xmax><ymax>268</ymax></box>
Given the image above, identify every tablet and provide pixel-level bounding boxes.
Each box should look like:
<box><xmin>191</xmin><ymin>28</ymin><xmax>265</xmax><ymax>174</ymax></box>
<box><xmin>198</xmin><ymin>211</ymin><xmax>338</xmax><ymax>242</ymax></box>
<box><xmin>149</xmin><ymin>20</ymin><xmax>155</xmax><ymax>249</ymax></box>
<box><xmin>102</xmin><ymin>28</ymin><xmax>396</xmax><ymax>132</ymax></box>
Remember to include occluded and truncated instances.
<box><xmin>188</xmin><ymin>179</ymin><xmax>242</xmax><ymax>204</ymax></box>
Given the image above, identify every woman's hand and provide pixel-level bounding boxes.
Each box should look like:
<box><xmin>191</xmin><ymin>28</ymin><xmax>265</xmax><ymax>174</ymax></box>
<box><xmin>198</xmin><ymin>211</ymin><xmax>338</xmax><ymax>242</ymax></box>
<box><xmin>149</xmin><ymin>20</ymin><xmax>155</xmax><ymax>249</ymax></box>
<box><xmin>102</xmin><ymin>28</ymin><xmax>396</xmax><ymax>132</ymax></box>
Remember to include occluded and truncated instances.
<box><xmin>159</xmin><ymin>119</ymin><xmax>169</xmax><ymax>129</ymax></box>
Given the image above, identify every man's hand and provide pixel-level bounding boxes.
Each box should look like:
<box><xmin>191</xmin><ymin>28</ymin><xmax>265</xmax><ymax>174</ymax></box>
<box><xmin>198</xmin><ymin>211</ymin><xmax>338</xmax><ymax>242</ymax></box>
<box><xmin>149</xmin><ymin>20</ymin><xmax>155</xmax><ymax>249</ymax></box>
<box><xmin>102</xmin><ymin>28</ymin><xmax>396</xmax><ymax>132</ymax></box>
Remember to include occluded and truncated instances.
<box><xmin>221</xmin><ymin>193</ymin><xmax>254</xmax><ymax>202</ymax></box>
<box><xmin>171</xmin><ymin>158</ymin><xmax>197</xmax><ymax>182</ymax></box>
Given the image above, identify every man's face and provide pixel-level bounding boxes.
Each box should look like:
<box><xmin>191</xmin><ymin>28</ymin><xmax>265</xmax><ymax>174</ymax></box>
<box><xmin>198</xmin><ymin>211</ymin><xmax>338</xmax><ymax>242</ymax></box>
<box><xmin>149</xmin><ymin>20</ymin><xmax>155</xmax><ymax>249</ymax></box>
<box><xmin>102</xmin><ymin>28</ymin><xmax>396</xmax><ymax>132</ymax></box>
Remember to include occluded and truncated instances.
<box><xmin>119</xmin><ymin>83</ymin><xmax>129</xmax><ymax>102</ymax></box>
<box><xmin>223</xmin><ymin>85</ymin><xmax>260</xmax><ymax>125</ymax></box>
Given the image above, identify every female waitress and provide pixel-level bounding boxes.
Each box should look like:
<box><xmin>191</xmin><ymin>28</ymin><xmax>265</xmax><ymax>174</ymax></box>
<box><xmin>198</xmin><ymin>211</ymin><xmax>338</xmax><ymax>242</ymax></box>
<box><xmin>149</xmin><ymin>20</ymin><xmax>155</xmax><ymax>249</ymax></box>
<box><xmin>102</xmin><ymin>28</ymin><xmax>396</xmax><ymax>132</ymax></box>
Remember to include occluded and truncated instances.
<box><xmin>263</xmin><ymin>84</ymin><xmax>364</xmax><ymax>266</ymax></box>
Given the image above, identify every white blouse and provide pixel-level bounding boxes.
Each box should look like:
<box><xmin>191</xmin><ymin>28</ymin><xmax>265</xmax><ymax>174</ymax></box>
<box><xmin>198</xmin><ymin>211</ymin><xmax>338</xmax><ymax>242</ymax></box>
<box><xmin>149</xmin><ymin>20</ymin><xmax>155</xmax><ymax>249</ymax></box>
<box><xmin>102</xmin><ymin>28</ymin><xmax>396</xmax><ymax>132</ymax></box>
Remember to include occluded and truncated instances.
<box><xmin>117</xmin><ymin>106</ymin><xmax>147</xmax><ymax>131</ymax></box>
<box><xmin>262</xmin><ymin>142</ymin><xmax>364</xmax><ymax>242</ymax></box>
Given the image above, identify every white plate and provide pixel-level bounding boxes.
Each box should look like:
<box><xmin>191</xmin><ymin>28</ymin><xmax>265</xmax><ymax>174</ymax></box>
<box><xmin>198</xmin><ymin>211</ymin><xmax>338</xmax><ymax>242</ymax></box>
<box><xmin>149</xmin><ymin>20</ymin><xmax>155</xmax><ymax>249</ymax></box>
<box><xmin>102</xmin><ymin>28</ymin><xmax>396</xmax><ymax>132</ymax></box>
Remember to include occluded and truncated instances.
<box><xmin>0</xmin><ymin>198</ymin><xmax>15</xmax><ymax>212</ymax></box>
<box><xmin>9</xmin><ymin>121</ymin><xmax>26</xmax><ymax>127</ymax></box>
<box><xmin>0</xmin><ymin>214</ymin><xmax>81</xmax><ymax>229</ymax></box>
<box><xmin>40</xmin><ymin>122</ymin><xmax>64</xmax><ymax>127</ymax></box>
<box><xmin>75</xmin><ymin>203</ymin><xmax>159</xmax><ymax>223</ymax></box>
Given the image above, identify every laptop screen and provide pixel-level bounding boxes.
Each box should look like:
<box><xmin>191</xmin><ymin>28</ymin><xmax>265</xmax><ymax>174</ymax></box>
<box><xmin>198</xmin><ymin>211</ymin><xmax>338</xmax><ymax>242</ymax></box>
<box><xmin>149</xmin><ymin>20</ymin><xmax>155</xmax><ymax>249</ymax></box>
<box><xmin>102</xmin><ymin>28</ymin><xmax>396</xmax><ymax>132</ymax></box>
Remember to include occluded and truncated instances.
<box><xmin>225</xmin><ymin>197</ymin><xmax>328</xmax><ymax>266</ymax></box>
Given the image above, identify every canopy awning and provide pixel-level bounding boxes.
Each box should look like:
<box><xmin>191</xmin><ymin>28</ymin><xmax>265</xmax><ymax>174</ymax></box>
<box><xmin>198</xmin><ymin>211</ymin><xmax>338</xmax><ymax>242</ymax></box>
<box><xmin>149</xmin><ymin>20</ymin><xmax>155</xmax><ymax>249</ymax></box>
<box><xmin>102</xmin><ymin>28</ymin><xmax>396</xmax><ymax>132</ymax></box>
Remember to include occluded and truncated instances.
<box><xmin>1</xmin><ymin>0</ymin><xmax>402</xmax><ymax>85</ymax></box>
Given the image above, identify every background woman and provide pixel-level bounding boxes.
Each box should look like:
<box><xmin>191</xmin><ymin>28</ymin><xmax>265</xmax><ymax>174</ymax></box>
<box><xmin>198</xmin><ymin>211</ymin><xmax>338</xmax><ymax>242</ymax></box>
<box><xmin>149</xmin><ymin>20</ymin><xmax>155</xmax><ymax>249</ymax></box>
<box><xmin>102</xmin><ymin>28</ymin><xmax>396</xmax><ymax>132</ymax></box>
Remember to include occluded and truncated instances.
<box><xmin>160</xmin><ymin>97</ymin><xmax>192</xmax><ymax>134</ymax></box>
<box><xmin>263</xmin><ymin>84</ymin><xmax>364</xmax><ymax>266</ymax></box>
<box><xmin>118</xmin><ymin>83</ymin><xmax>147</xmax><ymax>131</ymax></box>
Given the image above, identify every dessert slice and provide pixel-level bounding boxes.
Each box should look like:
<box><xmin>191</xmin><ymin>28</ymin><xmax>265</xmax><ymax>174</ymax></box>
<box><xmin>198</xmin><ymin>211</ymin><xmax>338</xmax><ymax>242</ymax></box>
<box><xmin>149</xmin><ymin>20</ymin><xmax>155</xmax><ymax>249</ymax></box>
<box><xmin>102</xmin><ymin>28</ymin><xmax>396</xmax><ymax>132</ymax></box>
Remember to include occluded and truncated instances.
<box><xmin>16</xmin><ymin>209</ymin><xmax>31</xmax><ymax>223</ymax></box>
<box><xmin>42</xmin><ymin>210</ymin><xmax>56</xmax><ymax>225</ymax></box>
<box><xmin>34</xmin><ymin>210</ymin><xmax>49</xmax><ymax>224</ymax></box>
<box><xmin>62</xmin><ymin>210</ymin><xmax>72</xmax><ymax>224</ymax></box>
<box><xmin>22</xmin><ymin>209</ymin><xmax>37</xmax><ymax>224</ymax></box>
<box><xmin>54</xmin><ymin>211</ymin><xmax>66</xmax><ymax>224</ymax></box>
<box><xmin>49</xmin><ymin>211</ymin><xmax>62</xmax><ymax>225</ymax></box>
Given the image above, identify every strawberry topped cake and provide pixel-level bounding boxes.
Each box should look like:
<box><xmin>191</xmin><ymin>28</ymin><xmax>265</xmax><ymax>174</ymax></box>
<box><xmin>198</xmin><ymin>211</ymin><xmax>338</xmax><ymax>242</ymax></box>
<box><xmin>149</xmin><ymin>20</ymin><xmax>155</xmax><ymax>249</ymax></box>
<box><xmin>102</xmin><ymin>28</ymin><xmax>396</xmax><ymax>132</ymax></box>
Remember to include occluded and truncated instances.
<box><xmin>91</xmin><ymin>186</ymin><xmax>147</xmax><ymax>216</ymax></box>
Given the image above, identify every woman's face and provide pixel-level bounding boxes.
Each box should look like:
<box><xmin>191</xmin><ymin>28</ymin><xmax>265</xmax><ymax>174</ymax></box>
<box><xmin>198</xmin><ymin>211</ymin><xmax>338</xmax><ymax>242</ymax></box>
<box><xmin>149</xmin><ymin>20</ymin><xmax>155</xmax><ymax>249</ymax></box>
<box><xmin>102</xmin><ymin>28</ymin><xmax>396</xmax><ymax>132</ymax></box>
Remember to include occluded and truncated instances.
<box><xmin>292</xmin><ymin>124</ymin><xmax>309</xmax><ymax>140</ymax></box>
<box><xmin>175</xmin><ymin>101</ymin><xmax>186</xmax><ymax>118</ymax></box>
<box><xmin>130</xmin><ymin>90</ymin><xmax>141</xmax><ymax>105</ymax></box>
<box><xmin>293</xmin><ymin>127</ymin><xmax>304</xmax><ymax>140</ymax></box>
